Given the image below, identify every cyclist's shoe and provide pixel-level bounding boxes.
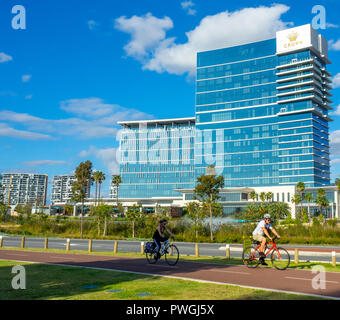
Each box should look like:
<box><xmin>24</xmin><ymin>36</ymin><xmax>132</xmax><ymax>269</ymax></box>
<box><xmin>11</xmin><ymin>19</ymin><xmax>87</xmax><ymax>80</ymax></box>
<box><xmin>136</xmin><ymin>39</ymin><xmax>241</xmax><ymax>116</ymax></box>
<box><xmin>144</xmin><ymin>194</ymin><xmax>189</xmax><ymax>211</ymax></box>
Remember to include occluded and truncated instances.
<box><xmin>154</xmin><ymin>252</ymin><xmax>160</xmax><ymax>260</ymax></box>
<box><xmin>259</xmin><ymin>257</ymin><xmax>268</xmax><ymax>266</ymax></box>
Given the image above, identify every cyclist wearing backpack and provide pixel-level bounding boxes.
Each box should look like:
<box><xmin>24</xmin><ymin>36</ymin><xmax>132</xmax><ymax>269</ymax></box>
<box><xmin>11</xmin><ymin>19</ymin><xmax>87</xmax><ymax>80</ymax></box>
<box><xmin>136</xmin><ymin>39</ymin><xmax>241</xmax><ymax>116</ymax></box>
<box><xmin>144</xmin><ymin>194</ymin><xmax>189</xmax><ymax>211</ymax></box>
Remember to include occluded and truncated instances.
<box><xmin>252</xmin><ymin>214</ymin><xmax>280</xmax><ymax>265</ymax></box>
<box><xmin>153</xmin><ymin>219</ymin><xmax>174</xmax><ymax>259</ymax></box>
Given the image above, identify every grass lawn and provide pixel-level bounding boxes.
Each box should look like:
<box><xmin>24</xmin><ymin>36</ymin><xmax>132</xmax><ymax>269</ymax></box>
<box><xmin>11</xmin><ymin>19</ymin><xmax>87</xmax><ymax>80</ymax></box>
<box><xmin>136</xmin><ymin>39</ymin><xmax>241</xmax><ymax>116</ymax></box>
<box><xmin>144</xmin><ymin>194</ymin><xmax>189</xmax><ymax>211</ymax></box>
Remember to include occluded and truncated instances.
<box><xmin>0</xmin><ymin>259</ymin><xmax>325</xmax><ymax>300</ymax></box>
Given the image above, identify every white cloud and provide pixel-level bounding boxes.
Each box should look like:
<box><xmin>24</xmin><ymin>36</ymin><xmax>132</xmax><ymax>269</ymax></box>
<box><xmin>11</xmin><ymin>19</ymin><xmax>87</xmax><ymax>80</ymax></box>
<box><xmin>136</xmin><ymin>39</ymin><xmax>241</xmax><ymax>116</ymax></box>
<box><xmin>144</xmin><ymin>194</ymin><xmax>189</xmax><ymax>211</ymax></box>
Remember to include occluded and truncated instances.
<box><xmin>114</xmin><ymin>13</ymin><xmax>173</xmax><ymax>61</ymax></box>
<box><xmin>330</xmin><ymin>130</ymin><xmax>340</xmax><ymax>157</ymax></box>
<box><xmin>0</xmin><ymin>52</ymin><xmax>13</xmax><ymax>63</ymax></box>
<box><xmin>79</xmin><ymin>146</ymin><xmax>119</xmax><ymax>174</ymax></box>
<box><xmin>332</xmin><ymin>73</ymin><xmax>340</xmax><ymax>89</ymax></box>
<box><xmin>21</xmin><ymin>160</ymin><xmax>67</xmax><ymax>167</ymax></box>
<box><xmin>331</xmin><ymin>158</ymin><xmax>340</xmax><ymax>166</ymax></box>
<box><xmin>0</xmin><ymin>98</ymin><xmax>153</xmax><ymax>140</ymax></box>
<box><xmin>181</xmin><ymin>1</ymin><xmax>196</xmax><ymax>16</ymax></box>
<box><xmin>329</xmin><ymin>39</ymin><xmax>340</xmax><ymax>51</ymax></box>
<box><xmin>25</xmin><ymin>94</ymin><xmax>33</xmax><ymax>100</ymax></box>
<box><xmin>116</xmin><ymin>5</ymin><xmax>291</xmax><ymax>77</ymax></box>
<box><xmin>0</xmin><ymin>123</ymin><xmax>53</xmax><ymax>140</ymax></box>
<box><xmin>326</xmin><ymin>23</ymin><xmax>339</xmax><ymax>29</ymax></box>
<box><xmin>22</xmin><ymin>74</ymin><xmax>32</xmax><ymax>83</ymax></box>
<box><xmin>88</xmin><ymin>20</ymin><xmax>98</xmax><ymax>30</ymax></box>
<box><xmin>330</xmin><ymin>104</ymin><xmax>340</xmax><ymax>116</ymax></box>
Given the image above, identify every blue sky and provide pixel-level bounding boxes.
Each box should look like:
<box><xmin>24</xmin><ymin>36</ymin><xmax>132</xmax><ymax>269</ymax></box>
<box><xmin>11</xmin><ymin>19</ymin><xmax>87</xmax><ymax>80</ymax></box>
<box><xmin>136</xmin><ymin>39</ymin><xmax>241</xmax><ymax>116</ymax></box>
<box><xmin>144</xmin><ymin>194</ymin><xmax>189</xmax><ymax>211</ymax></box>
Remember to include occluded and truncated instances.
<box><xmin>0</xmin><ymin>0</ymin><xmax>340</xmax><ymax>201</ymax></box>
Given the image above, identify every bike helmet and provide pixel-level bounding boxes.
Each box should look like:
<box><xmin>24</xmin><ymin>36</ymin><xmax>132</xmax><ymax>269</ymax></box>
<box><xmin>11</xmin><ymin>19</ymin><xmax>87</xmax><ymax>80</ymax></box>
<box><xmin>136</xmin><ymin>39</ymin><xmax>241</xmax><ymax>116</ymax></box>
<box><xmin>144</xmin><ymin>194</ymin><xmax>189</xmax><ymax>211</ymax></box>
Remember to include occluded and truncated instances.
<box><xmin>263</xmin><ymin>214</ymin><xmax>271</xmax><ymax>219</ymax></box>
<box><xmin>159</xmin><ymin>219</ymin><xmax>167</xmax><ymax>224</ymax></box>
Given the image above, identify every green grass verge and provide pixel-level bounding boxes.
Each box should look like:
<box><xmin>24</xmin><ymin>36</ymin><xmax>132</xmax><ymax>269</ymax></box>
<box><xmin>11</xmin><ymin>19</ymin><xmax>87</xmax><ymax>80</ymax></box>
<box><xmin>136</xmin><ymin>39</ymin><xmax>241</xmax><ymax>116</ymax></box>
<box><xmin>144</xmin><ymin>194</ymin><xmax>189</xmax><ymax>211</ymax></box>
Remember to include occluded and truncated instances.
<box><xmin>1</xmin><ymin>246</ymin><xmax>339</xmax><ymax>273</ymax></box>
<box><xmin>0</xmin><ymin>259</ymin><xmax>326</xmax><ymax>300</ymax></box>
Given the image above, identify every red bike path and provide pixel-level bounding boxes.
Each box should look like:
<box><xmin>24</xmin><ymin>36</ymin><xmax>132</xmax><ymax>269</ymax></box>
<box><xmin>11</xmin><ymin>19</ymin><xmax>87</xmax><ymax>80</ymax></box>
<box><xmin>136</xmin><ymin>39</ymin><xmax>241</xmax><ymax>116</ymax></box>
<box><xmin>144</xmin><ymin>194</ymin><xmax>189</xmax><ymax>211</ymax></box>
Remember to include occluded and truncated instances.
<box><xmin>1</xmin><ymin>249</ymin><xmax>339</xmax><ymax>299</ymax></box>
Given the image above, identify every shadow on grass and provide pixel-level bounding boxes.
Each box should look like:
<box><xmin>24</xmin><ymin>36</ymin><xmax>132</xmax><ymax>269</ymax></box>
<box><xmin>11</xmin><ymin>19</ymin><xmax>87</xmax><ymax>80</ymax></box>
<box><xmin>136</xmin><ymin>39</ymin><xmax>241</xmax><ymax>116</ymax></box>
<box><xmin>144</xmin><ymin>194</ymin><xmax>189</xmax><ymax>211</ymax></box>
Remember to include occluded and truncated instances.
<box><xmin>0</xmin><ymin>261</ymin><xmax>157</xmax><ymax>300</ymax></box>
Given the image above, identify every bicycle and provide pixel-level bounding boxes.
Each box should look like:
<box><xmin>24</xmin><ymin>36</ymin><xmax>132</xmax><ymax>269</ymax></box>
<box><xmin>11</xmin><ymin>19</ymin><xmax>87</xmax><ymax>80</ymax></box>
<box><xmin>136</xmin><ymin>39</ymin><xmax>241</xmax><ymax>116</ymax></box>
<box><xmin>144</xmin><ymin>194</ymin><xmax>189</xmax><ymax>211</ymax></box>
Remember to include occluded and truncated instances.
<box><xmin>242</xmin><ymin>236</ymin><xmax>290</xmax><ymax>270</ymax></box>
<box><xmin>145</xmin><ymin>238</ymin><xmax>179</xmax><ymax>266</ymax></box>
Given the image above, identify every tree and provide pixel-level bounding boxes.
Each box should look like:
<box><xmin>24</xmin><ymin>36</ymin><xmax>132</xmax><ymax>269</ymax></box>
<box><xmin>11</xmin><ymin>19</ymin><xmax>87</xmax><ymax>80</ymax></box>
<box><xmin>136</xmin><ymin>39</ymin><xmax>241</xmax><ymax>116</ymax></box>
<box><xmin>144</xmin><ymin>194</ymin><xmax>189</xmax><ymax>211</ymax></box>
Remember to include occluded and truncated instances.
<box><xmin>296</xmin><ymin>181</ymin><xmax>305</xmax><ymax>216</ymax></box>
<box><xmin>268</xmin><ymin>202</ymin><xmax>290</xmax><ymax>222</ymax></box>
<box><xmin>126</xmin><ymin>205</ymin><xmax>142</xmax><ymax>239</ymax></box>
<box><xmin>72</xmin><ymin>160</ymin><xmax>93</xmax><ymax>239</ymax></box>
<box><xmin>291</xmin><ymin>194</ymin><xmax>302</xmax><ymax>218</ymax></box>
<box><xmin>90</xmin><ymin>203</ymin><xmax>112</xmax><ymax>236</ymax></box>
<box><xmin>186</xmin><ymin>202</ymin><xmax>206</xmax><ymax>239</ymax></box>
<box><xmin>336</xmin><ymin>178</ymin><xmax>340</xmax><ymax>191</ymax></box>
<box><xmin>266</xmin><ymin>192</ymin><xmax>273</xmax><ymax>202</ymax></box>
<box><xmin>15</xmin><ymin>203</ymin><xmax>32</xmax><ymax>216</ymax></box>
<box><xmin>249</xmin><ymin>191</ymin><xmax>257</xmax><ymax>202</ymax></box>
<box><xmin>112</xmin><ymin>175</ymin><xmax>122</xmax><ymax>208</ymax></box>
<box><xmin>194</xmin><ymin>168</ymin><xmax>224</xmax><ymax>241</ymax></box>
<box><xmin>316</xmin><ymin>188</ymin><xmax>329</xmax><ymax>217</ymax></box>
<box><xmin>0</xmin><ymin>183</ymin><xmax>9</xmax><ymax>221</ymax></box>
<box><xmin>304</xmin><ymin>192</ymin><xmax>314</xmax><ymax>219</ymax></box>
<box><xmin>64</xmin><ymin>204</ymin><xmax>73</xmax><ymax>216</ymax></box>
<box><xmin>336</xmin><ymin>178</ymin><xmax>340</xmax><ymax>218</ymax></box>
<box><xmin>259</xmin><ymin>192</ymin><xmax>266</xmax><ymax>202</ymax></box>
<box><xmin>92</xmin><ymin>171</ymin><xmax>100</xmax><ymax>206</ymax></box>
<box><xmin>96</xmin><ymin>171</ymin><xmax>106</xmax><ymax>203</ymax></box>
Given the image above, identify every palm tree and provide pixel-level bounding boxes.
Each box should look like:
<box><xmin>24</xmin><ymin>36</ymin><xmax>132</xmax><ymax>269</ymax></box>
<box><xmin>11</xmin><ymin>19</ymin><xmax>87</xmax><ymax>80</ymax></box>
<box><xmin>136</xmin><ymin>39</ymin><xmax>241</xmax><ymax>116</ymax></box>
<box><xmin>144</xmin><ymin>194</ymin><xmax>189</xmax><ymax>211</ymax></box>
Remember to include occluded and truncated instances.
<box><xmin>316</xmin><ymin>188</ymin><xmax>329</xmax><ymax>217</ymax></box>
<box><xmin>259</xmin><ymin>192</ymin><xmax>266</xmax><ymax>202</ymax></box>
<box><xmin>96</xmin><ymin>171</ymin><xmax>106</xmax><ymax>203</ymax></box>
<box><xmin>304</xmin><ymin>192</ymin><xmax>314</xmax><ymax>219</ymax></box>
<box><xmin>266</xmin><ymin>192</ymin><xmax>273</xmax><ymax>202</ymax></box>
<box><xmin>296</xmin><ymin>181</ymin><xmax>305</xmax><ymax>217</ymax></box>
<box><xmin>71</xmin><ymin>160</ymin><xmax>93</xmax><ymax>239</ymax></box>
<box><xmin>112</xmin><ymin>175</ymin><xmax>122</xmax><ymax>209</ymax></box>
<box><xmin>336</xmin><ymin>178</ymin><xmax>340</xmax><ymax>218</ymax></box>
<box><xmin>92</xmin><ymin>171</ymin><xmax>101</xmax><ymax>206</ymax></box>
<box><xmin>249</xmin><ymin>191</ymin><xmax>257</xmax><ymax>202</ymax></box>
<box><xmin>291</xmin><ymin>194</ymin><xmax>302</xmax><ymax>219</ymax></box>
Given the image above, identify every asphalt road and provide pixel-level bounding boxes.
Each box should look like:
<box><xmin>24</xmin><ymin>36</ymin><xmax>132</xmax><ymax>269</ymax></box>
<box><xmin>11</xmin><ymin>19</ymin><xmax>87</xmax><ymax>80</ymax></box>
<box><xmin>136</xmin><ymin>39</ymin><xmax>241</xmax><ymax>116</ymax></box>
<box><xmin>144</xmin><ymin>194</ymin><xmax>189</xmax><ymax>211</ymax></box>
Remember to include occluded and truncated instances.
<box><xmin>1</xmin><ymin>236</ymin><xmax>339</xmax><ymax>264</ymax></box>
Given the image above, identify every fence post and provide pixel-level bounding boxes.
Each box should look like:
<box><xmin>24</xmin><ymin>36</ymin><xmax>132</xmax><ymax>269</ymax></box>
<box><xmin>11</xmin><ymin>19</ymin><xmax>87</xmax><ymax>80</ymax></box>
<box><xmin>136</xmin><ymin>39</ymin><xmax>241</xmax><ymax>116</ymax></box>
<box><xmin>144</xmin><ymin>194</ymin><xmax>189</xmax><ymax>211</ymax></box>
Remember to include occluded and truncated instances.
<box><xmin>113</xmin><ymin>240</ymin><xmax>118</xmax><ymax>254</ymax></box>
<box><xmin>332</xmin><ymin>251</ymin><xmax>336</xmax><ymax>267</ymax></box>
<box><xmin>294</xmin><ymin>248</ymin><xmax>299</xmax><ymax>264</ymax></box>
<box><xmin>195</xmin><ymin>243</ymin><xmax>199</xmax><ymax>257</ymax></box>
<box><xmin>226</xmin><ymin>244</ymin><xmax>230</xmax><ymax>259</ymax></box>
<box><xmin>0</xmin><ymin>236</ymin><xmax>2</xmax><ymax>248</ymax></box>
<box><xmin>88</xmin><ymin>239</ymin><xmax>92</xmax><ymax>253</ymax></box>
<box><xmin>66</xmin><ymin>238</ymin><xmax>70</xmax><ymax>251</ymax></box>
<box><xmin>44</xmin><ymin>238</ymin><xmax>48</xmax><ymax>249</ymax></box>
<box><xmin>21</xmin><ymin>236</ymin><xmax>25</xmax><ymax>249</ymax></box>
<box><xmin>141</xmin><ymin>242</ymin><xmax>144</xmax><ymax>254</ymax></box>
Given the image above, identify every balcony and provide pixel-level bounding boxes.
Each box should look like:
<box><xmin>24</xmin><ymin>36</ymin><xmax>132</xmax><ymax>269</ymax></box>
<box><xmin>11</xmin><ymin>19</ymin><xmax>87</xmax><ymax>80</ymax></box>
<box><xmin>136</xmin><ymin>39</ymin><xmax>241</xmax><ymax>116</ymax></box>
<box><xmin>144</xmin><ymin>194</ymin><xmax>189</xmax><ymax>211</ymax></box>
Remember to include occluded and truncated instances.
<box><xmin>276</xmin><ymin>65</ymin><xmax>314</xmax><ymax>77</ymax></box>
<box><xmin>276</xmin><ymin>73</ymin><xmax>314</xmax><ymax>84</ymax></box>
<box><xmin>276</xmin><ymin>87</ymin><xmax>314</xmax><ymax>98</ymax></box>
<box><xmin>276</xmin><ymin>58</ymin><xmax>314</xmax><ymax>70</ymax></box>
<box><xmin>276</xmin><ymin>80</ymin><xmax>314</xmax><ymax>91</ymax></box>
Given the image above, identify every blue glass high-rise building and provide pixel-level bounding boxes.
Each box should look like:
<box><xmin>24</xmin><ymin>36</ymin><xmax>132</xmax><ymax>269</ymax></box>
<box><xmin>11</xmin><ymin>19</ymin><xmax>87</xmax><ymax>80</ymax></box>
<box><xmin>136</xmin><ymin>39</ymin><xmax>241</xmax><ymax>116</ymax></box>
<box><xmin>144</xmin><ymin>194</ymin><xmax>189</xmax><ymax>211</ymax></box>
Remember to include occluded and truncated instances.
<box><xmin>117</xmin><ymin>24</ymin><xmax>333</xmax><ymax>208</ymax></box>
<box><xmin>118</xmin><ymin>118</ymin><xmax>195</xmax><ymax>201</ymax></box>
<box><xmin>195</xmin><ymin>24</ymin><xmax>332</xmax><ymax>188</ymax></box>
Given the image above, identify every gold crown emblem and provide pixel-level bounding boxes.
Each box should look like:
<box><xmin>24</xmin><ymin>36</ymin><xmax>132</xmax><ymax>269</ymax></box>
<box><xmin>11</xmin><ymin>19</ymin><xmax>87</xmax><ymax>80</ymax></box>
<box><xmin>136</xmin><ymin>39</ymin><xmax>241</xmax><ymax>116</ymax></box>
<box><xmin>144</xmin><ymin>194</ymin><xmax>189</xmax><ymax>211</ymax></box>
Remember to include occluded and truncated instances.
<box><xmin>287</xmin><ymin>31</ymin><xmax>298</xmax><ymax>42</ymax></box>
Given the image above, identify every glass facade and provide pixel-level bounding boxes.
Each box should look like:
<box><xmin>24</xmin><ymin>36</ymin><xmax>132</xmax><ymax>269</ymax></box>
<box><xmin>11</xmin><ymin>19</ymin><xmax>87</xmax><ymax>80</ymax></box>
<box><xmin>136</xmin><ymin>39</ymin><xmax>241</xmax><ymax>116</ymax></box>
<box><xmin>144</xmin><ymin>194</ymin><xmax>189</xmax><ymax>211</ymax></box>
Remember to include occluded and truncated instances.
<box><xmin>118</xmin><ymin>25</ymin><xmax>332</xmax><ymax>200</ymax></box>
<box><xmin>195</xmin><ymin>37</ymin><xmax>332</xmax><ymax>188</ymax></box>
<box><xmin>118</xmin><ymin>119</ymin><xmax>195</xmax><ymax>198</ymax></box>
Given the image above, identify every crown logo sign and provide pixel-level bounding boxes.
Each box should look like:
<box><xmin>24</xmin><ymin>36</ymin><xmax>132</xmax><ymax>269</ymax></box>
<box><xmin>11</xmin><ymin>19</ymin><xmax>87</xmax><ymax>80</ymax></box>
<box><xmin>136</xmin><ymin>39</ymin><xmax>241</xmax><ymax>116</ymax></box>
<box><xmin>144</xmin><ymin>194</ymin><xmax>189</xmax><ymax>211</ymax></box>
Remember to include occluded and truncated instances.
<box><xmin>287</xmin><ymin>31</ymin><xmax>298</xmax><ymax>42</ymax></box>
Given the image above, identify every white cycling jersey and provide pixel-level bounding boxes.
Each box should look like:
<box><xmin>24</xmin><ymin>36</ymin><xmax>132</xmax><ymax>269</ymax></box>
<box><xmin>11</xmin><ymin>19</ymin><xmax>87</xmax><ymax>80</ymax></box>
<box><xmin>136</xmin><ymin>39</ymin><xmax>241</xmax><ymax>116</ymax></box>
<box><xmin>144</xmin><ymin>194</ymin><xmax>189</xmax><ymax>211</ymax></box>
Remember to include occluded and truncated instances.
<box><xmin>252</xmin><ymin>220</ymin><xmax>272</xmax><ymax>236</ymax></box>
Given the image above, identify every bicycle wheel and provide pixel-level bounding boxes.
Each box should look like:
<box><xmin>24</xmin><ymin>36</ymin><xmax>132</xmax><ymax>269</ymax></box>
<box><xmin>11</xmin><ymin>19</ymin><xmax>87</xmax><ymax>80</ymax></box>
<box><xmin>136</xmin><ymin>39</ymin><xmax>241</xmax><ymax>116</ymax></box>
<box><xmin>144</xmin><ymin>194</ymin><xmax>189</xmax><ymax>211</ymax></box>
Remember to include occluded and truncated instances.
<box><xmin>271</xmin><ymin>247</ymin><xmax>290</xmax><ymax>270</ymax></box>
<box><xmin>242</xmin><ymin>246</ymin><xmax>260</xmax><ymax>268</ymax></box>
<box><xmin>165</xmin><ymin>244</ymin><xmax>179</xmax><ymax>266</ymax></box>
<box><xmin>146</xmin><ymin>251</ymin><xmax>158</xmax><ymax>264</ymax></box>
